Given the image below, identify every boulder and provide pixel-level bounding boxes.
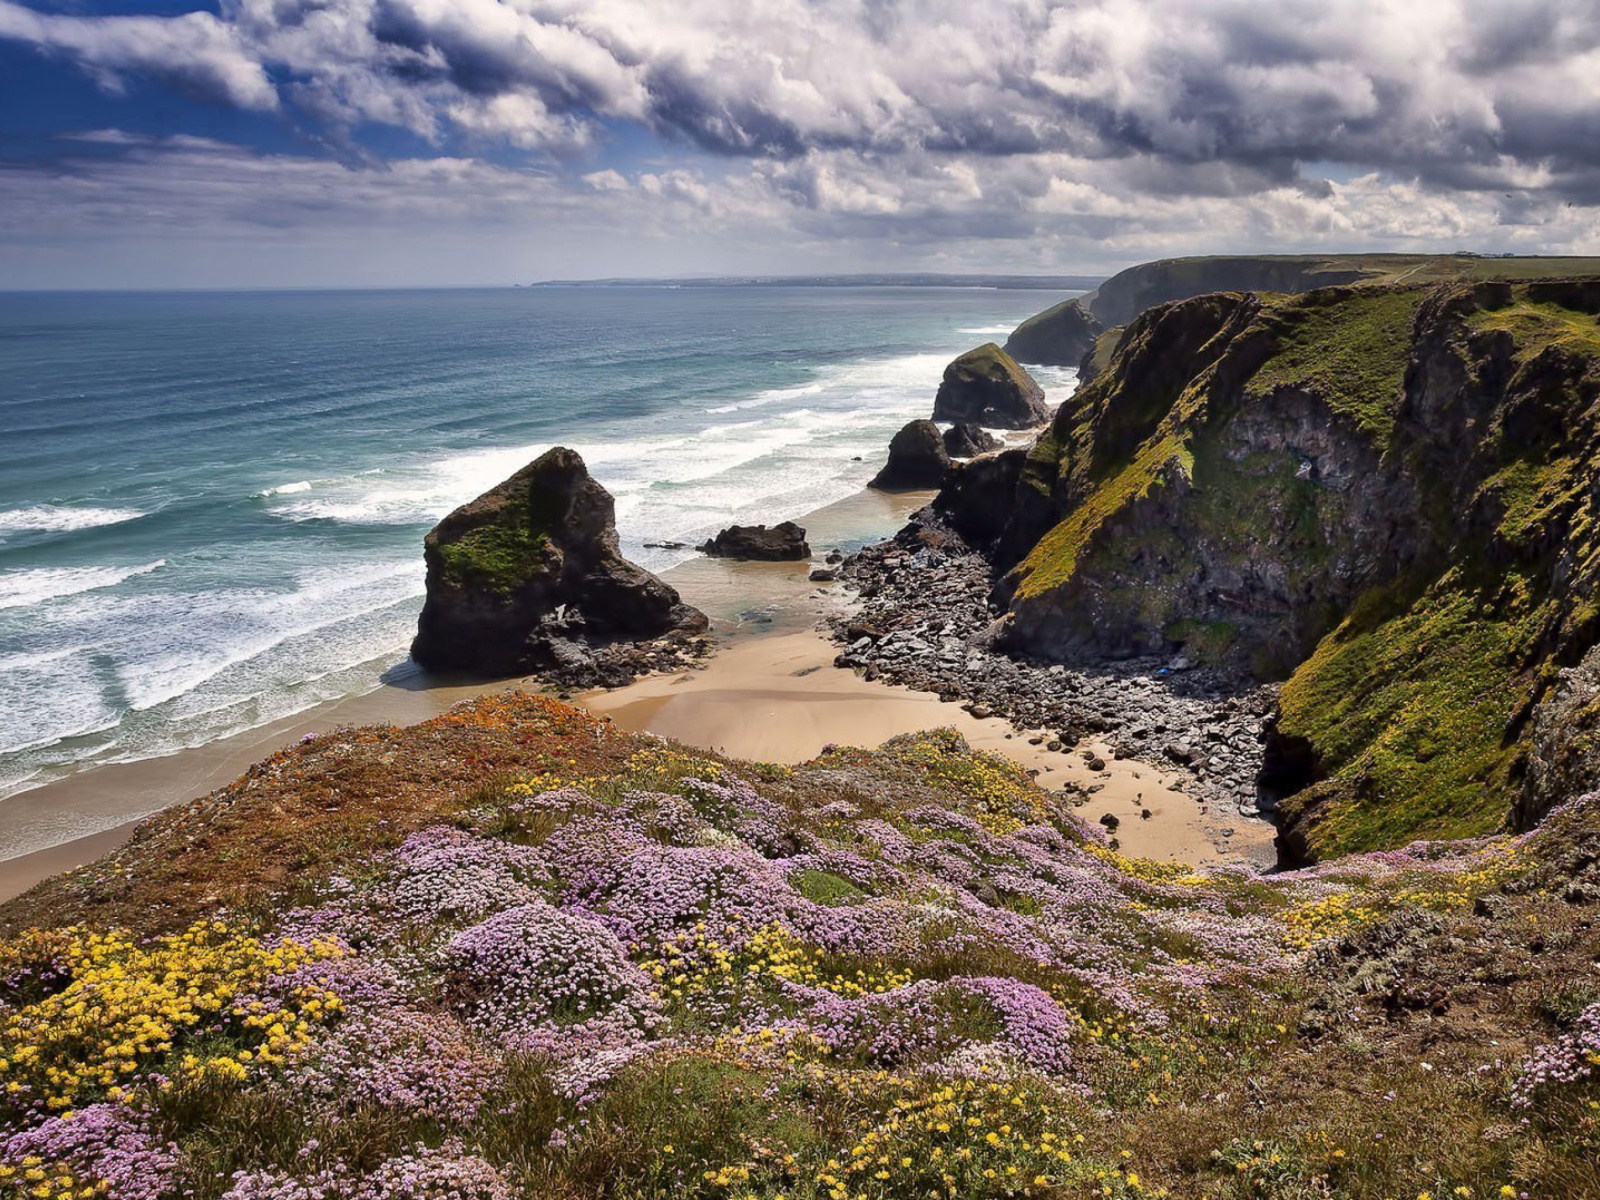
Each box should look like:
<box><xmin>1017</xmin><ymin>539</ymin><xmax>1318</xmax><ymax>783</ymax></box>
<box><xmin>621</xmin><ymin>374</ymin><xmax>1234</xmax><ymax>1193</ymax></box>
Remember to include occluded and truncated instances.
<box><xmin>699</xmin><ymin>521</ymin><xmax>810</xmax><ymax>560</ymax></box>
<box><xmin>412</xmin><ymin>447</ymin><xmax>705</xmax><ymax>675</ymax></box>
<box><xmin>1003</xmin><ymin>298</ymin><xmax>1104</xmax><ymax>366</ymax></box>
<box><xmin>942</xmin><ymin>422</ymin><xmax>1002</xmax><ymax>458</ymax></box>
<box><xmin>870</xmin><ymin>419</ymin><xmax>950</xmax><ymax>490</ymax></box>
<box><xmin>932</xmin><ymin>343</ymin><xmax>1049</xmax><ymax>429</ymax></box>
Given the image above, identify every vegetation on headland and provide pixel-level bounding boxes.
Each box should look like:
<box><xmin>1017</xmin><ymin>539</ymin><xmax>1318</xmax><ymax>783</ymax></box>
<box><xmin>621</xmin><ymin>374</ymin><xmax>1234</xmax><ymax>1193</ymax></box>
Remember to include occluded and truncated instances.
<box><xmin>995</xmin><ymin>279</ymin><xmax>1600</xmax><ymax>857</ymax></box>
<box><xmin>0</xmin><ymin>692</ymin><xmax>1597</xmax><ymax>1198</ymax></box>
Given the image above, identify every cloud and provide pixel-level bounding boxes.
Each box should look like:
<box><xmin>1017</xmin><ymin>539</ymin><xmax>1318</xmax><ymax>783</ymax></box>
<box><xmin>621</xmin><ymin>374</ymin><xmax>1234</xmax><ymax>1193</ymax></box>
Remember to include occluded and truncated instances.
<box><xmin>0</xmin><ymin>0</ymin><xmax>276</xmax><ymax>109</ymax></box>
<box><xmin>3</xmin><ymin>0</ymin><xmax>1600</xmax><ymax>284</ymax></box>
<box><xmin>3</xmin><ymin>132</ymin><xmax>1596</xmax><ymax>289</ymax></box>
<box><xmin>3</xmin><ymin>0</ymin><xmax>1598</xmax><ymax>202</ymax></box>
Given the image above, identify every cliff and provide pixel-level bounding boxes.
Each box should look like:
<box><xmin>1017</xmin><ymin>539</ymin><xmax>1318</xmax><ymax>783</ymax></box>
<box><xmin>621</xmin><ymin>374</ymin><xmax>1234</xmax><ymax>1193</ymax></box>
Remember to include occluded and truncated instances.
<box><xmin>412</xmin><ymin>447</ymin><xmax>705</xmax><ymax>676</ymax></box>
<box><xmin>1003</xmin><ymin>252</ymin><xmax>1600</xmax><ymax>369</ymax></box>
<box><xmin>1001</xmin><ymin>297</ymin><xmax>1103</xmax><ymax>366</ymax></box>
<box><xmin>964</xmin><ymin>279</ymin><xmax>1600</xmax><ymax>859</ymax></box>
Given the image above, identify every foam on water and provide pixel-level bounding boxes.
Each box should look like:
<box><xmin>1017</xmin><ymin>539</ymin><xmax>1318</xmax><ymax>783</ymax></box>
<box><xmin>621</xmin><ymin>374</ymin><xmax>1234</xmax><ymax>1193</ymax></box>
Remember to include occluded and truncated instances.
<box><xmin>0</xmin><ymin>561</ymin><xmax>165</xmax><ymax>610</ymax></box>
<box><xmin>0</xmin><ymin>506</ymin><xmax>145</xmax><ymax>540</ymax></box>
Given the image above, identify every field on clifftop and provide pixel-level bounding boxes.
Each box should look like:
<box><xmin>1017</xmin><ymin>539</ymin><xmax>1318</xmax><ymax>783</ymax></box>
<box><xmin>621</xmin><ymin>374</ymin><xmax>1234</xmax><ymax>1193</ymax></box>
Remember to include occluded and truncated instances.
<box><xmin>0</xmin><ymin>694</ymin><xmax>1597</xmax><ymax>1199</ymax></box>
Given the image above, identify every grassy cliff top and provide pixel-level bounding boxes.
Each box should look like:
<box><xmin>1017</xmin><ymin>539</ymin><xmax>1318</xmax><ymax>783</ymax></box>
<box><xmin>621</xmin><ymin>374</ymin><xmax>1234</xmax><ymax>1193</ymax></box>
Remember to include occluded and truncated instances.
<box><xmin>0</xmin><ymin>692</ymin><xmax>1596</xmax><ymax>1197</ymax></box>
<box><xmin>948</xmin><ymin>341</ymin><xmax>1035</xmax><ymax>383</ymax></box>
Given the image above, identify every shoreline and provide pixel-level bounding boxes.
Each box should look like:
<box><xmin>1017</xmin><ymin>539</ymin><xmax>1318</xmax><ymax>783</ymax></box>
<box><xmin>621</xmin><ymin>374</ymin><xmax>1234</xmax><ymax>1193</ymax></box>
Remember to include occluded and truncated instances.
<box><xmin>0</xmin><ymin>487</ymin><xmax>927</xmax><ymax>895</ymax></box>
<box><xmin>0</xmin><ymin>480</ymin><xmax>1276</xmax><ymax>902</ymax></box>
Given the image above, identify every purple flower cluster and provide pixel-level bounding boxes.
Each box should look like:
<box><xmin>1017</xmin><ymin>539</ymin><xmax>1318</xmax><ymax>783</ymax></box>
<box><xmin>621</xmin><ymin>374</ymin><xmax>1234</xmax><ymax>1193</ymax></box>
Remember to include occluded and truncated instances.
<box><xmin>951</xmin><ymin>976</ymin><xmax>1077</xmax><ymax>1075</ymax></box>
<box><xmin>560</xmin><ymin>842</ymin><xmax>792</xmax><ymax>950</ymax></box>
<box><xmin>1</xmin><ymin>1103</ymin><xmax>176</xmax><ymax>1200</ymax></box>
<box><xmin>680</xmin><ymin>775</ymin><xmax>798</xmax><ymax>855</ymax></box>
<box><xmin>625</xmin><ymin>790</ymin><xmax>711</xmax><ymax>845</ymax></box>
<box><xmin>223</xmin><ymin>1143</ymin><xmax>511</xmax><ymax>1200</ymax></box>
<box><xmin>1511</xmin><ymin>1003</ymin><xmax>1600</xmax><ymax>1109</ymax></box>
<box><xmin>445</xmin><ymin>901</ymin><xmax>665</xmax><ymax>1055</ymax></box>
<box><xmin>285</xmin><ymin>1006</ymin><xmax>500</xmax><ymax>1121</ymax></box>
<box><xmin>356</xmin><ymin>1142</ymin><xmax>513</xmax><ymax>1200</ymax></box>
<box><xmin>388</xmin><ymin>826</ymin><xmax>545</xmax><ymax>922</ymax></box>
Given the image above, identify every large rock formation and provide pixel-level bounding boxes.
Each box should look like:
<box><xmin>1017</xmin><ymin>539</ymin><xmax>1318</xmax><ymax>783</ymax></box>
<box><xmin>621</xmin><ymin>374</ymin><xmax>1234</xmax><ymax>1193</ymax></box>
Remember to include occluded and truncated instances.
<box><xmin>932</xmin><ymin>343</ymin><xmax>1049</xmax><ymax>429</ymax></box>
<box><xmin>698</xmin><ymin>522</ymin><xmax>810</xmax><ymax>560</ymax></box>
<box><xmin>935</xmin><ymin>277</ymin><xmax>1600</xmax><ymax>861</ymax></box>
<box><xmin>412</xmin><ymin>447</ymin><xmax>705</xmax><ymax>676</ymax></box>
<box><xmin>870</xmin><ymin>420</ymin><xmax>950</xmax><ymax>489</ymax></box>
<box><xmin>942</xmin><ymin>422</ymin><xmax>1002</xmax><ymax>458</ymax></box>
<box><xmin>1002</xmin><ymin>298</ymin><xmax>1103</xmax><ymax>366</ymax></box>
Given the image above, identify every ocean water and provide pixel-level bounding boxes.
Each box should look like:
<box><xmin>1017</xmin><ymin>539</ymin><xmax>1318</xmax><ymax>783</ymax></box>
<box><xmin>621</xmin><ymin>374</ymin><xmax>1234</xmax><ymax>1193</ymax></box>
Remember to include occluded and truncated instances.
<box><xmin>0</xmin><ymin>286</ymin><xmax>1078</xmax><ymax>800</ymax></box>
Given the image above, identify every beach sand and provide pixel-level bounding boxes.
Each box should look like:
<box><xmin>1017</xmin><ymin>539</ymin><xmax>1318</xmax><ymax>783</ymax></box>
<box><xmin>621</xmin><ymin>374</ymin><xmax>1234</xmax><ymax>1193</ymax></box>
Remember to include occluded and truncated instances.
<box><xmin>581</xmin><ymin>629</ymin><xmax>1274</xmax><ymax>870</ymax></box>
<box><xmin>0</xmin><ymin>483</ymin><xmax>1276</xmax><ymax>901</ymax></box>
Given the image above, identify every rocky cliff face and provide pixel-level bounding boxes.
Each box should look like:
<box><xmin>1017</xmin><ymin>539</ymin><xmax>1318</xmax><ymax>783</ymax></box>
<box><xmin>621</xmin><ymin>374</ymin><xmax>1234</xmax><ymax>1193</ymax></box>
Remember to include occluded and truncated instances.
<box><xmin>1084</xmin><ymin>255</ymin><xmax>1376</xmax><ymax>326</ymax></box>
<box><xmin>948</xmin><ymin>278</ymin><xmax>1600</xmax><ymax>859</ymax></box>
<box><xmin>932</xmin><ymin>343</ymin><xmax>1049</xmax><ymax>429</ymax></box>
<box><xmin>1001</xmin><ymin>297</ymin><xmax>1103</xmax><ymax>366</ymax></box>
<box><xmin>412</xmin><ymin>447</ymin><xmax>705</xmax><ymax>676</ymax></box>
<box><xmin>1002</xmin><ymin>255</ymin><xmax>1386</xmax><ymax>373</ymax></box>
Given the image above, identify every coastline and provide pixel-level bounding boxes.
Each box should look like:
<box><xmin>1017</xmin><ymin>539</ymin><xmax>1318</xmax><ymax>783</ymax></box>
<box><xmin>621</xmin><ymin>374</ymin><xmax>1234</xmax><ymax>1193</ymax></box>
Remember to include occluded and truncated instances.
<box><xmin>0</xmin><ymin>487</ymin><xmax>924</xmax><ymax>896</ymax></box>
<box><xmin>0</xmin><ymin>480</ymin><xmax>1275</xmax><ymax>902</ymax></box>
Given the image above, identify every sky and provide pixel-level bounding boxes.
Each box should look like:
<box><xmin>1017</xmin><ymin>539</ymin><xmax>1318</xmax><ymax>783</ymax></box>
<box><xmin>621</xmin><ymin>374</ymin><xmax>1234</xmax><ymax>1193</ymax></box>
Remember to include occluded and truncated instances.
<box><xmin>2</xmin><ymin>0</ymin><xmax>1599</xmax><ymax>288</ymax></box>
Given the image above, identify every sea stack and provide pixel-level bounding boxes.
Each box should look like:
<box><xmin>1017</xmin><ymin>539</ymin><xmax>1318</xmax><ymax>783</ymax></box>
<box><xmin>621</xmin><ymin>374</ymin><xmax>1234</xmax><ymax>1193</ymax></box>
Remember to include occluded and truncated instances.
<box><xmin>412</xmin><ymin>447</ymin><xmax>705</xmax><ymax>675</ymax></box>
<box><xmin>932</xmin><ymin>343</ymin><xmax>1049</xmax><ymax>429</ymax></box>
<box><xmin>870</xmin><ymin>419</ymin><xmax>951</xmax><ymax>489</ymax></box>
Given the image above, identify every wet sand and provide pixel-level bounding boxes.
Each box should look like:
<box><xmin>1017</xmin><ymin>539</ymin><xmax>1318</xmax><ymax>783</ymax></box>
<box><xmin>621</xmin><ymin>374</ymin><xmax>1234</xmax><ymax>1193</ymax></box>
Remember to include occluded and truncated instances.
<box><xmin>0</xmin><ymin>483</ymin><xmax>1275</xmax><ymax>901</ymax></box>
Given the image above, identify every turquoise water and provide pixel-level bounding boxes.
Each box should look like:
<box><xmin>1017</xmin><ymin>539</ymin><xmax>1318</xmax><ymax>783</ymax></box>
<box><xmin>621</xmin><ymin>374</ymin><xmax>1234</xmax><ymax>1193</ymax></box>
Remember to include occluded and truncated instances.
<box><xmin>0</xmin><ymin>286</ymin><xmax>1077</xmax><ymax>800</ymax></box>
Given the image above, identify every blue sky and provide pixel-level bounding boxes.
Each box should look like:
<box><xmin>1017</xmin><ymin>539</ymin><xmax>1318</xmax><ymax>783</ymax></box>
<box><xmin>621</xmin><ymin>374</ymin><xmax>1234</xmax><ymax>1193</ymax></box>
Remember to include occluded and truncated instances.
<box><xmin>3</xmin><ymin>0</ymin><xmax>1599</xmax><ymax>288</ymax></box>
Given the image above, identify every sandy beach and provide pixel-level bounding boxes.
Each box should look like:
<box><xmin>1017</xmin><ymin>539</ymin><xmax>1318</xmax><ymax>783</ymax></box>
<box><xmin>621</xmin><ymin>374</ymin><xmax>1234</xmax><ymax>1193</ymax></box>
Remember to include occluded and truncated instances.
<box><xmin>581</xmin><ymin>628</ymin><xmax>1274</xmax><ymax>868</ymax></box>
<box><xmin>0</xmin><ymin>483</ymin><xmax>1274</xmax><ymax>902</ymax></box>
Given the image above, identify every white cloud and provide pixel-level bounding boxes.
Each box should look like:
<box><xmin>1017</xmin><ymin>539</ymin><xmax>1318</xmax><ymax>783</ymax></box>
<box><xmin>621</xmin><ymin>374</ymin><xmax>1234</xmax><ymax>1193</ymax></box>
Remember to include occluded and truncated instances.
<box><xmin>3</xmin><ymin>0</ymin><xmax>1600</xmax><ymax>284</ymax></box>
<box><xmin>0</xmin><ymin>0</ymin><xmax>276</xmax><ymax>109</ymax></box>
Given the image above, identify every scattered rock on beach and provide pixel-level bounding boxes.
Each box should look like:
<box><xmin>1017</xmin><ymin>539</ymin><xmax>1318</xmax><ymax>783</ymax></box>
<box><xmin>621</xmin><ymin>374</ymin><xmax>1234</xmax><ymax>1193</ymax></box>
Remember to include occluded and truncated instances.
<box><xmin>698</xmin><ymin>522</ymin><xmax>811</xmax><ymax>561</ymax></box>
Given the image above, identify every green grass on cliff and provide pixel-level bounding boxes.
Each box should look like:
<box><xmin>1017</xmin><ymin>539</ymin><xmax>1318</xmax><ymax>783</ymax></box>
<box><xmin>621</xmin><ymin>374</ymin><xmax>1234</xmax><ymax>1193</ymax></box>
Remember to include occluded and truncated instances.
<box><xmin>1468</xmin><ymin>293</ymin><xmax>1600</xmax><ymax>360</ymax></box>
<box><xmin>1271</xmin><ymin>286</ymin><xmax>1600</xmax><ymax>855</ymax></box>
<box><xmin>1274</xmin><ymin>565</ymin><xmax>1550</xmax><ymax>855</ymax></box>
<box><xmin>1246</xmin><ymin>287</ymin><xmax>1425</xmax><ymax>450</ymax></box>
<box><xmin>437</xmin><ymin>523</ymin><xmax>553</xmax><ymax>594</ymax></box>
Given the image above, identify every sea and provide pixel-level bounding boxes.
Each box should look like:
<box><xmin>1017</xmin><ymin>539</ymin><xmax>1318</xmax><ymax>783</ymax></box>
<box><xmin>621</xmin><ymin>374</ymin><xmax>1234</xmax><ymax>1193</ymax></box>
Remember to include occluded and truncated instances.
<box><xmin>0</xmin><ymin>285</ymin><xmax>1079</xmax><ymax>802</ymax></box>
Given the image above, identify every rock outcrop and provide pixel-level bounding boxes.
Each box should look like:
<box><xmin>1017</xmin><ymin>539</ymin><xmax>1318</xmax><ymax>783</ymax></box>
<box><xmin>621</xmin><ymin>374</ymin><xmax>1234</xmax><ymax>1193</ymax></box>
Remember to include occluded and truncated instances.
<box><xmin>698</xmin><ymin>522</ymin><xmax>810</xmax><ymax>560</ymax></box>
<box><xmin>411</xmin><ymin>447</ymin><xmax>706</xmax><ymax>677</ymax></box>
<box><xmin>942</xmin><ymin>422</ymin><xmax>1001</xmax><ymax>458</ymax></box>
<box><xmin>933</xmin><ymin>277</ymin><xmax>1600</xmax><ymax>861</ymax></box>
<box><xmin>1519</xmin><ymin>644</ymin><xmax>1600</xmax><ymax>830</ymax></box>
<box><xmin>1002</xmin><ymin>298</ymin><xmax>1103</xmax><ymax>366</ymax></box>
<box><xmin>870</xmin><ymin>420</ymin><xmax>950</xmax><ymax>489</ymax></box>
<box><xmin>932</xmin><ymin>343</ymin><xmax>1049</xmax><ymax>429</ymax></box>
